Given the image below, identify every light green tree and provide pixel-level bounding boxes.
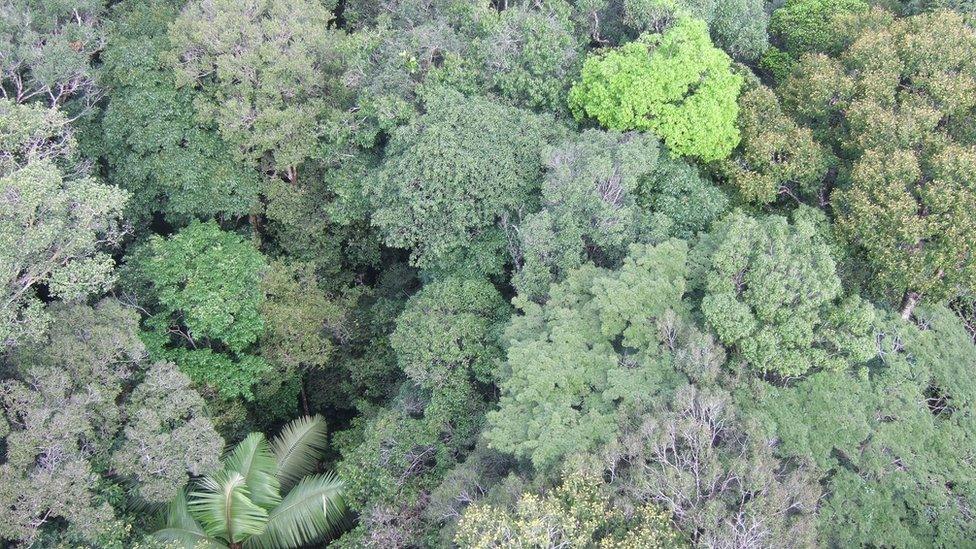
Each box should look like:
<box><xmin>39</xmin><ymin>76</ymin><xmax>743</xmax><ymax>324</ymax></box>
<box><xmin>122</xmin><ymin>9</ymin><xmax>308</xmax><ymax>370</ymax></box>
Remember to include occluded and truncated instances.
<box><xmin>0</xmin><ymin>100</ymin><xmax>127</xmax><ymax>347</ymax></box>
<box><xmin>568</xmin><ymin>18</ymin><xmax>743</xmax><ymax>162</ymax></box>
<box><xmin>487</xmin><ymin>240</ymin><xmax>690</xmax><ymax>471</ymax></box>
<box><xmin>455</xmin><ymin>473</ymin><xmax>686</xmax><ymax>548</ymax></box>
<box><xmin>155</xmin><ymin>415</ymin><xmax>346</xmax><ymax>549</ymax></box>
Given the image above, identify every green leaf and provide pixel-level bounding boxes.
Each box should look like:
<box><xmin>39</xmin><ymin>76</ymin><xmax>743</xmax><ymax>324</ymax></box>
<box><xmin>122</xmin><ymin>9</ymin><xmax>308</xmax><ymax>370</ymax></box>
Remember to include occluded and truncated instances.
<box><xmin>244</xmin><ymin>473</ymin><xmax>346</xmax><ymax>549</ymax></box>
<box><xmin>271</xmin><ymin>415</ymin><xmax>329</xmax><ymax>491</ymax></box>
<box><xmin>224</xmin><ymin>433</ymin><xmax>282</xmax><ymax>511</ymax></box>
<box><xmin>155</xmin><ymin>492</ymin><xmax>229</xmax><ymax>549</ymax></box>
<box><xmin>189</xmin><ymin>471</ymin><xmax>269</xmax><ymax>544</ymax></box>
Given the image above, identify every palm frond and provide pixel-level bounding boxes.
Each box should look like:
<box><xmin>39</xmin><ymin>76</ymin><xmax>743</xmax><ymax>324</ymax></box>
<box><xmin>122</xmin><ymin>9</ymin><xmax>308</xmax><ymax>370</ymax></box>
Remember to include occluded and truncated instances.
<box><xmin>190</xmin><ymin>471</ymin><xmax>269</xmax><ymax>544</ymax></box>
<box><xmin>271</xmin><ymin>414</ymin><xmax>329</xmax><ymax>490</ymax></box>
<box><xmin>155</xmin><ymin>492</ymin><xmax>228</xmax><ymax>549</ymax></box>
<box><xmin>243</xmin><ymin>472</ymin><xmax>347</xmax><ymax>549</ymax></box>
<box><xmin>224</xmin><ymin>432</ymin><xmax>282</xmax><ymax>510</ymax></box>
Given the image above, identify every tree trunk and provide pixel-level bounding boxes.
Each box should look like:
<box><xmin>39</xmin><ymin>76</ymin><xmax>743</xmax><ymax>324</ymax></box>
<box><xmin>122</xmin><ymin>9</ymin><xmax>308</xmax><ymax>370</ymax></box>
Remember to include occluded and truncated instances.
<box><xmin>300</xmin><ymin>374</ymin><xmax>310</xmax><ymax>416</ymax></box>
<box><xmin>900</xmin><ymin>290</ymin><xmax>920</xmax><ymax>321</ymax></box>
<box><xmin>249</xmin><ymin>210</ymin><xmax>262</xmax><ymax>248</ymax></box>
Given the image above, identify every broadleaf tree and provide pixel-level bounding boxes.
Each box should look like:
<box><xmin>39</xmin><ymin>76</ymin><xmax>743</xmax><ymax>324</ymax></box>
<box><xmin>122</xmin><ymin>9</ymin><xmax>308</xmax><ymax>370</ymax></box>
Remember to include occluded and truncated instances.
<box><xmin>568</xmin><ymin>18</ymin><xmax>743</xmax><ymax>162</ymax></box>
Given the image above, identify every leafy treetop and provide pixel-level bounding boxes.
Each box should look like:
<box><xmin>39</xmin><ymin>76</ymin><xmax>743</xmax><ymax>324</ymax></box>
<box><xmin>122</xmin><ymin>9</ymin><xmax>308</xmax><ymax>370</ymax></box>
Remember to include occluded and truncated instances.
<box><xmin>696</xmin><ymin>208</ymin><xmax>876</xmax><ymax>377</ymax></box>
<box><xmin>568</xmin><ymin>18</ymin><xmax>743</xmax><ymax>162</ymax></box>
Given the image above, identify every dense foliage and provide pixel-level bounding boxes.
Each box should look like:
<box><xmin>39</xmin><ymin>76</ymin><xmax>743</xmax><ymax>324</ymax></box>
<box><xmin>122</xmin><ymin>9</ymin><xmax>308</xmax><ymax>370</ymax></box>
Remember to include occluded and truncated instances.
<box><xmin>568</xmin><ymin>18</ymin><xmax>743</xmax><ymax>161</ymax></box>
<box><xmin>3</xmin><ymin>1</ymin><xmax>976</xmax><ymax>548</ymax></box>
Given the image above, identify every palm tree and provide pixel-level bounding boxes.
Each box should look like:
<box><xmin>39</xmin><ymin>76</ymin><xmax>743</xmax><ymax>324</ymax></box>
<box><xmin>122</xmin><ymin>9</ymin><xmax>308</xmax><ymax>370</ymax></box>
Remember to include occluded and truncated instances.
<box><xmin>155</xmin><ymin>415</ymin><xmax>346</xmax><ymax>549</ymax></box>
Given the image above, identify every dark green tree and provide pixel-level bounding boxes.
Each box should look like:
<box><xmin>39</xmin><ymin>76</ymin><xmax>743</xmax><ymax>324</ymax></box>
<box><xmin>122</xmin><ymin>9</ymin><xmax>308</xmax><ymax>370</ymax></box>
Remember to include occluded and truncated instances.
<box><xmin>259</xmin><ymin>261</ymin><xmax>358</xmax><ymax>413</ymax></box>
<box><xmin>623</xmin><ymin>0</ymin><xmax>770</xmax><ymax>61</ymax></box>
<box><xmin>512</xmin><ymin>130</ymin><xmax>661</xmax><ymax>300</ymax></box>
<box><xmin>391</xmin><ymin>276</ymin><xmax>510</xmax><ymax>389</ymax></box>
<box><xmin>717</xmin><ymin>85</ymin><xmax>832</xmax><ymax>205</ymax></box>
<box><xmin>474</xmin><ymin>4</ymin><xmax>583</xmax><ymax>112</ymax></box>
<box><xmin>512</xmin><ymin>129</ymin><xmax>727</xmax><ymax>301</ymax></box>
<box><xmin>602</xmin><ymin>382</ymin><xmax>821</xmax><ymax>548</ymax></box>
<box><xmin>99</xmin><ymin>0</ymin><xmax>259</xmax><ymax>227</ymax></box>
<box><xmin>369</xmin><ymin>88</ymin><xmax>559</xmax><ymax>275</ymax></box>
<box><xmin>637</xmin><ymin>153</ymin><xmax>728</xmax><ymax>238</ymax></box>
<box><xmin>769</xmin><ymin>0</ymin><xmax>868</xmax><ymax>56</ymax></box>
<box><xmin>335</xmin><ymin>381</ymin><xmax>486</xmax><ymax>547</ymax></box>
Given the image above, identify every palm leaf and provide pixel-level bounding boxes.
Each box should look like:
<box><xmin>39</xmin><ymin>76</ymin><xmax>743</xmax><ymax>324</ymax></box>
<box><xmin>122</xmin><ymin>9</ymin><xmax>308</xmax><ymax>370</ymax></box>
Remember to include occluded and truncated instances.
<box><xmin>271</xmin><ymin>414</ymin><xmax>329</xmax><ymax>490</ymax></box>
<box><xmin>189</xmin><ymin>471</ymin><xmax>269</xmax><ymax>544</ymax></box>
<box><xmin>243</xmin><ymin>472</ymin><xmax>347</xmax><ymax>549</ymax></box>
<box><xmin>224</xmin><ymin>432</ymin><xmax>282</xmax><ymax>510</ymax></box>
<box><xmin>155</xmin><ymin>492</ymin><xmax>228</xmax><ymax>549</ymax></box>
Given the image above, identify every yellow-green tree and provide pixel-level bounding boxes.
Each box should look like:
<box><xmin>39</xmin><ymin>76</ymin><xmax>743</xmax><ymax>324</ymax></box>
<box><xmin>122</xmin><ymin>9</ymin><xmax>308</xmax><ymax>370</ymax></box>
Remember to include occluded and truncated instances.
<box><xmin>568</xmin><ymin>18</ymin><xmax>743</xmax><ymax>162</ymax></box>
<box><xmin>455</xmin><ymin>473</ymin><xmax>686</xmax><ymax>548</ymax></box>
